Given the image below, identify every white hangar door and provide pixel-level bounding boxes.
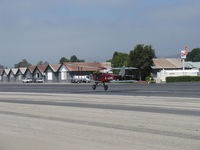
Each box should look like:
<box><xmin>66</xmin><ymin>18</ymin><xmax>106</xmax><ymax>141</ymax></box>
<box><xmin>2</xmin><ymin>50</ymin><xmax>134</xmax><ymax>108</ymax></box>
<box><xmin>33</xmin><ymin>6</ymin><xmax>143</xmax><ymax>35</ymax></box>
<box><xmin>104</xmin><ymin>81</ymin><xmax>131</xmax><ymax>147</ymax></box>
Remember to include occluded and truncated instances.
<box><xmin>47</xmin><ymin>72</ymin><xmax>53</xmax><ymax>80</ymax></box>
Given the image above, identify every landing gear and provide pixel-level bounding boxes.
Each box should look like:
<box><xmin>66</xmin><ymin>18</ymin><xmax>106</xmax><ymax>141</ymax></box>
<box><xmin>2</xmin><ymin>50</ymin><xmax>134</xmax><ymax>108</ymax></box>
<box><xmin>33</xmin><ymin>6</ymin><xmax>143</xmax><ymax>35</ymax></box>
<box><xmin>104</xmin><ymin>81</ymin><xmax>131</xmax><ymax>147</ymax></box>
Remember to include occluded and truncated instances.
<box><xmin>92</xmin><ymin>84</ymin><xmax>96</xmax><ymax>90</ymax></box>
<box><xmin>92</xmin><ymin>82</ymin><xmax>108</xmax><ymax>91</ymax></box>
<box><xmin>92</xmin><ymin>82</ymin><xmax>98</xmax><ymax>90</ymax></box>
<box><xmin>103</xmin><ymin>84</ymin><xmax>108</xmax><ymax>91</ymax></box>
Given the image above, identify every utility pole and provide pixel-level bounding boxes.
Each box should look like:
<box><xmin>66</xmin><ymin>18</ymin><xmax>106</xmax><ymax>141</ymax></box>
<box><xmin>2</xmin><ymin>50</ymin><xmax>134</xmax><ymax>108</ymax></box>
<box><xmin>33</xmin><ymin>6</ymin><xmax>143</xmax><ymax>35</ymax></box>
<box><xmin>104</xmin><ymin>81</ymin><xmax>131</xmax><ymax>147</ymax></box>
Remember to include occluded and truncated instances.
<box><xmin>181</xmin><ymin>46</ymin><xmax>189</xmax><ymax>74</ymax></box>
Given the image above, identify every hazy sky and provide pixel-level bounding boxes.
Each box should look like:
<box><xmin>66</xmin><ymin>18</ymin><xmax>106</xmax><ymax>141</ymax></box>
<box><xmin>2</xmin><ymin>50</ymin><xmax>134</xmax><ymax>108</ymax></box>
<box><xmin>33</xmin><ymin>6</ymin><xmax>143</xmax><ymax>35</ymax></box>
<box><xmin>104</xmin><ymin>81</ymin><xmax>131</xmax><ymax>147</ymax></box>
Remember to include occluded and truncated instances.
<box><xmin>0</xmin><ymin>0</ymin><xmax>200</xmax><ymax>67</ymax></box>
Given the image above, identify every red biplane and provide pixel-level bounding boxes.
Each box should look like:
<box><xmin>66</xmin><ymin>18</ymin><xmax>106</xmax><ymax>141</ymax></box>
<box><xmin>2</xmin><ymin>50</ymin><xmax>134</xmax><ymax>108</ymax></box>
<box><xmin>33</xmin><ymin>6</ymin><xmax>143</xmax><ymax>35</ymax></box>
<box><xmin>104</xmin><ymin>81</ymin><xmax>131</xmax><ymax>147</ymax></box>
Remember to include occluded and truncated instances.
<box><xmin>92</xmin><ymin>67</ymin><xmax>137</xmax><ymax>91</ymax></box>
<box><xmin>67</xmin><ymin>63</ymin><xmax>137</xmax><ymax>91</ymax></box>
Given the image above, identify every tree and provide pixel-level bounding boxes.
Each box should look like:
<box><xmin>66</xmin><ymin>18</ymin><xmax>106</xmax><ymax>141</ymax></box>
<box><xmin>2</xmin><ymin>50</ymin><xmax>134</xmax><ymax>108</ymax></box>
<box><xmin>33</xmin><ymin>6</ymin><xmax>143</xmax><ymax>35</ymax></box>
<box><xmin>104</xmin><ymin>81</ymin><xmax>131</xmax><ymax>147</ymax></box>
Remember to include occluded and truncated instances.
<box><xmin>70</xmin><ymin>55</ymin><xmax>78</xmax><ymax>62</ymax></box>
<box><xmin>59</xmin><ymin>57</ymin><xmax>70</xmax><ymax>64</ymax></box>
<box><xmin>186</xmin><ymin>48</ymin><xmax>200</xmax><ymax>62</ymax></box>
<box><xmin>70</xmin><ymin>55</ymin><xmax>85</xmax><ymax>62</ymax></box>
<box><xmin>37</xmin><ymin>61</ymin><xmax>49</xmax><ymax>66</ymax></box>
<box><xmin>129</xmin><ymin>44</ymin><xmax>156</xmax><ymax>80</ymax></box>
<box><xmin>59</xmin><ymin>56</ymin><xmax>85</xmax><ymax>64</ymax></box>
<box><xmin>14</xmin><ymin>59</ymin><xmax>32</xmax><ymax>68</ymax></box>
<box><xmin>0</xmin><ymin>64</ymin><xmax>4</xmax><ymax>69</ymax></box>
<box><xmin>111</xmin><ymin>52</ymin><xmax>129</xmax><ymax>67</ymax></box>
<box><xmin>111</xmin><ymin>52</ymin><xmax>129</xmax><ymax>74</ymax></box>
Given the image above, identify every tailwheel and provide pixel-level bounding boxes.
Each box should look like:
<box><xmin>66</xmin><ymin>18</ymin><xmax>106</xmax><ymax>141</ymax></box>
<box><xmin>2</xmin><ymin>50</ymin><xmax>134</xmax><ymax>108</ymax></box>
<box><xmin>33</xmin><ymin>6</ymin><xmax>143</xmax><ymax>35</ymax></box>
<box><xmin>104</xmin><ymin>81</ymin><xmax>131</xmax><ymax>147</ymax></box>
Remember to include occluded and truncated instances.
<box><xmin>92</xmin><ymin>84</ymin><xmax>96</xmax><ymax>90</ymax></box>
<box><xmin>104</xmin><ymin>84</ymin><xmax>108</xmax><ymax>91</ymax></box>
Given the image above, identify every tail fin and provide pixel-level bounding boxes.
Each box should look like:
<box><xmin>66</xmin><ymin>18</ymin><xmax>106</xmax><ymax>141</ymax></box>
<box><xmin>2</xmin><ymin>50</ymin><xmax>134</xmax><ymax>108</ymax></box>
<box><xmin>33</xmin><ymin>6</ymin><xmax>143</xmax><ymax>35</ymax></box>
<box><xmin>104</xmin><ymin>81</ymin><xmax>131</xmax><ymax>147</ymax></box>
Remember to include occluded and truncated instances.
<box><xmin>119</xmin><ymin>67</ymin><xmax>125</xmax><ymax>77</ymax></box>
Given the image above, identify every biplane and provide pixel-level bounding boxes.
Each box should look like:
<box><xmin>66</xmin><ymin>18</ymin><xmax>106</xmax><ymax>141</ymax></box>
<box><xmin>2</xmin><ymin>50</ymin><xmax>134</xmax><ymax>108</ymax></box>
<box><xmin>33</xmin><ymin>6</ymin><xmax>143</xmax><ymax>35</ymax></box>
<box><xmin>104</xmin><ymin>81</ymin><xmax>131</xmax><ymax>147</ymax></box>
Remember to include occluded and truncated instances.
<box><xmin>67</xmin><ymin>63</ymin><xmax>137</xmax><ymax>91</ymax></box>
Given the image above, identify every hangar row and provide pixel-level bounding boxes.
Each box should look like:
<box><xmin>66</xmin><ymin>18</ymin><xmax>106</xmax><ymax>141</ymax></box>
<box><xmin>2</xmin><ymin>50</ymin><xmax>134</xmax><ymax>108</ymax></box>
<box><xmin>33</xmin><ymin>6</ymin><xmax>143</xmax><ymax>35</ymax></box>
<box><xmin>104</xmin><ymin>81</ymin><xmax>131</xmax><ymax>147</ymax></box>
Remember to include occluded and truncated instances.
<box><xmin>0</xmin><ymin>62</ymin><xmax>111</xmax><ymax>83</ymax></box>
<box><xmin>0</xmin><ymin>58</ymin><xmax>200</xmax><ymax>83</ymax></box>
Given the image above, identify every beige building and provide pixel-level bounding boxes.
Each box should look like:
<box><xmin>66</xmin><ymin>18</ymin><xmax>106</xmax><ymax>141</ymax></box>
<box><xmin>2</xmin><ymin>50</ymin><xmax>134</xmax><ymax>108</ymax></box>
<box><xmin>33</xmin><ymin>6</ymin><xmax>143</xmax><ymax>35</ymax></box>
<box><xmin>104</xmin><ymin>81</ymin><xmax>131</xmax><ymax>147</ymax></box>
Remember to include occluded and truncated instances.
<box><xmin>152</xmin><ymin>58</ymin><xmax>199</xmax><ymax>83</ymax></box>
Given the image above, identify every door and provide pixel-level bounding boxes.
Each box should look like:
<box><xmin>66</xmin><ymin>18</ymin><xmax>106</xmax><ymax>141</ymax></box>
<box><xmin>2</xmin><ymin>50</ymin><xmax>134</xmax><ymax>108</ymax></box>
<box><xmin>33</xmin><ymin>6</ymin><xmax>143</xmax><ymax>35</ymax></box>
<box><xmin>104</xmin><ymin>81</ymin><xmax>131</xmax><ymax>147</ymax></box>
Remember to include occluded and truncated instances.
<box><xmin>61</xmin><ymin>71</ymin><xmax>67</xmax><ymax>80</ymax></box>
<box><xmin>48</xmin><ymin>72</ymin><xmax>53</xmax><ymax>80</ymax></box>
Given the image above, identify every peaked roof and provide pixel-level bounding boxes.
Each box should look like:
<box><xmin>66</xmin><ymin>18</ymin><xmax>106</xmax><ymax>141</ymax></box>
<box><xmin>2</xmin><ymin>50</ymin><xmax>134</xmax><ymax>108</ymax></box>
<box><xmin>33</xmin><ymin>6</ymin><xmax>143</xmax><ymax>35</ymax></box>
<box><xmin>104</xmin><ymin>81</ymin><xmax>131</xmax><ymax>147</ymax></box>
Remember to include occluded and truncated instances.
<box><xmin>19</xmin><ymin>67</ymin><xmax>27</xmax><ymax>74</ymax></box>
<box><xmin>152</xmin><ymin>58</ymin><xmax>183</xmax><ymax>69</ymax></box>
<box><xmin>63</xmin><ymin>62</ymin><xmax>111</xmax><ymax>71</ymax></box>
<box><xmin>11</xmin><ymin>68</ymin><xmax>19</xmax><ymax>75</ymax></box>
<box><xmin>36</xmin><ymin>65</ymin><xmax>48</xmax><ymax>73</ymax></box>
<box><xmin>0</xmin><ymin>69</ymin><xmax>3</xmax><ymax>75</ymax></box>
<box><xmin>4</xmin><ymin>69</ymin><xmax>11</xmax><ymax>75</ymax></box>
<box><xmin>48</xmin><ymin>64</ymin><xmax>61</xmax><ymax>72</ymax></box>
<box><xmin>28</xmin><ymin>66</ymin><xmax>36</xmax><ymax>73</ymax></box>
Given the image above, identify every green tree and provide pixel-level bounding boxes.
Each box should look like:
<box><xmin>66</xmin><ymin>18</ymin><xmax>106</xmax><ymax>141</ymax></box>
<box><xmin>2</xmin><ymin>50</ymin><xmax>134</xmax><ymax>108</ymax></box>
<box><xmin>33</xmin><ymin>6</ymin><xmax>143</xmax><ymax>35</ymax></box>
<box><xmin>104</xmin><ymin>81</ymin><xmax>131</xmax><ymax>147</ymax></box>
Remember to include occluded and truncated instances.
<box><xmin>186</xmin><ymin>48</ymin><xmax>200</xmax><ymax>62</ymax></box>
<box><xmin>37</xmin><ymin>61</ymin><xmax>49</xmax><ymax>66</ymax></box>
<box><xmin>14</xmin><ymin>59</ymin><xmax>32</xmax><ymax>68</ymax></box>
<box><xmin>111</xmin><ymin>52</ymin><xmax>129</xmax><ymax>74</ymax></box>
<box><xmin>59</xmin><ymin>56</ymin><xmax>85</xmax><ymax>63</ymax></box>
<box><xmin>129</xmin><ymin>44</ymin><xmax>156</xmax><ymax>80</ymax></box>
<box><xmin>59</xmin><ymin>57</ymin><xmax>70</xmax><ymax>64</ymax></box>
<box><xmin>111</xmin><ymin>52</ymin><xmax>129</xmax><ymax>67</ymax></box>
<box><xmin>70</xmin><ymin>55</ymin><xmax>85</xmax><ymax>62</ymax></box>
<box><xmin>70</xmin><ymin>55</ymin><xmax>78</xmax><ymax>62</ymax></box>
<box><xmin>0</xmin><ymin>64</ymin><xmax>5</xmax><ymax>69</ymax></box>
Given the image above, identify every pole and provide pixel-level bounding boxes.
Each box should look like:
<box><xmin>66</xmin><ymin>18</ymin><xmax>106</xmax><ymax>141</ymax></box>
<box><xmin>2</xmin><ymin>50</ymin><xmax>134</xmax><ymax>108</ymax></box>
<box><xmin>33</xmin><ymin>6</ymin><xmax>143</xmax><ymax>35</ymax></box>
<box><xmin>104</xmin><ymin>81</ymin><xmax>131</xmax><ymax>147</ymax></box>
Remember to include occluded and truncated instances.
<box><xmin>78</xmin><ymin>66</ymin><xmax>79</xmax><ymax>80</ymax></box>
<box><xmin>182</xmin><ymin>59</ymin><xmax>185</xmax><ymax>75</ymax></box>
<box><xmin>182</xmin><ymin>59</ymin><xmax>185</xmax><ymax>71</ymax></box>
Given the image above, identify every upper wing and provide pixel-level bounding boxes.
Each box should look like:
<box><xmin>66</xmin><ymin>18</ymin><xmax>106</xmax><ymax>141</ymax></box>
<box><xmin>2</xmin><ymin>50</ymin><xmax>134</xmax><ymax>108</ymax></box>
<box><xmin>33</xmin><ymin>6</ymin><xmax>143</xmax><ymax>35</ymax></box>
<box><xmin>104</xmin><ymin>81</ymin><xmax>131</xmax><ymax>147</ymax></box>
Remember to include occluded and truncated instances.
<box><xmin>111</xmin><ymin>67</ymin><xmax>137</xmax><ymax>77</ymax></box>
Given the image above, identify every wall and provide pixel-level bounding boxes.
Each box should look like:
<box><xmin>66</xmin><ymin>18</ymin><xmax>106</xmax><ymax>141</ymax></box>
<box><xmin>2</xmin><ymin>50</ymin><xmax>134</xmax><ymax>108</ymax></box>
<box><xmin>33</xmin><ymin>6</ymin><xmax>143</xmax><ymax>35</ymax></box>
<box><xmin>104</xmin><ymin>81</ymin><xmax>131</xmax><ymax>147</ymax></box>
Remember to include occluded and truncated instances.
<box><xmin>15</xmin><ymin>71</ymin><xmax>23</xmax><ymax>82</ymax></box>
<box><xmin>156</xmin><ymin>69</ymin><xmax>199</xmax><ymax>83</ymax></box>
<box><xmin>45</xmin><ymin>67</ymin><xmax>59</xmax><ymax>82</ymax></box>
<box><xmin>24</xmin><ymin>70</ymin><xmax>33</xmax><ymax>79</ymax></box>
<box><xmin>2</xmin><ymin>73</ymin><xmax>9</xmax><ymax>82</ymax></box>
<box><xmin>33</xmin><ymin>68</ymin><xmax>44</xmax><ymax>80</ymax></box>
<box><xmin>9</xmin><ymin>72</ymin><xmax>16</xmax><ymax>82</ymax></box>
<box><xmin>58</xmin><ymin>65</ymin><xmax>70</xmax><ymax>82</ymax></box>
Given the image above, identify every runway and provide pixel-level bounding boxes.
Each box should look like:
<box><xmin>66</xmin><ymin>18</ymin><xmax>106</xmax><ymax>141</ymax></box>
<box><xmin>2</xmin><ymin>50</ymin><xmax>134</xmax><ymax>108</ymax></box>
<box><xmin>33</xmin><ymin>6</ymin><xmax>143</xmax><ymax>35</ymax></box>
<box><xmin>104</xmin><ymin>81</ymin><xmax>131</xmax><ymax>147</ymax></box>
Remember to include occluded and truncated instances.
<box><xmin>0</xmin><ymin>92</ymin><xmax>199</xmax><ymax>150</ymax></box>
<box><xmin>0</xmin><ymin>82</ymin><xmax>200</xmax><ymax>97</ymax></box>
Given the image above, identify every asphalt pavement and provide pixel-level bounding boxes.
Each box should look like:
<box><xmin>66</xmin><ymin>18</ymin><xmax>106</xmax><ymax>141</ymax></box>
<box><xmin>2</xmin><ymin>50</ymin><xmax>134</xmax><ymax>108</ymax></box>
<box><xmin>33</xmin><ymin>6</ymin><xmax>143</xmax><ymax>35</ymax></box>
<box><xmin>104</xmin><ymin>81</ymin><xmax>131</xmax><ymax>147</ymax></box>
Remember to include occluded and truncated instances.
<box><xmin>0</xmin><ymin>92</ymin><xmax>199</xmax><ymax>150</ymax></box>
<box><xmin>0</xmin><ymin>82</ymin><xmax>200</xmax><ymax>98</ymax></box>
<box><xmin>0</xmin><ymin>82</ymin><xmax>199</xmax><ymax>149</ymax></box>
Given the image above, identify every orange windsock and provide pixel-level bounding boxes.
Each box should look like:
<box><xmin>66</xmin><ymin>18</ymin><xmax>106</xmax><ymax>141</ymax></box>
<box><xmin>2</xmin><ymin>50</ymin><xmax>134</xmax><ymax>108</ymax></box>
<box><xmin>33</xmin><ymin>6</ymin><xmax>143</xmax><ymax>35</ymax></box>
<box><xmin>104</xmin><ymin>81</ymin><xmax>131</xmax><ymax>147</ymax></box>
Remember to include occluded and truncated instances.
<box><xmin>185</xmin><ymin>46</ymin><xmax>189</xmax><ymax>55</ymax></box>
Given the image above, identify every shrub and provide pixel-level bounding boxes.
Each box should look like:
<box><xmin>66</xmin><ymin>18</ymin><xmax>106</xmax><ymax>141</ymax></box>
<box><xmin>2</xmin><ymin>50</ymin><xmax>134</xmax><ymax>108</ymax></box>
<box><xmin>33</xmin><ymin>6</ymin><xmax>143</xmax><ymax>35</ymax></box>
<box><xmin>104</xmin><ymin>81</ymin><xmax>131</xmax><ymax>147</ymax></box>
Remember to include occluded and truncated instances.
<box><xmin>166</xmin><ymin>76</ymin><xmax>200</xmax><ymax>83</ymax></box>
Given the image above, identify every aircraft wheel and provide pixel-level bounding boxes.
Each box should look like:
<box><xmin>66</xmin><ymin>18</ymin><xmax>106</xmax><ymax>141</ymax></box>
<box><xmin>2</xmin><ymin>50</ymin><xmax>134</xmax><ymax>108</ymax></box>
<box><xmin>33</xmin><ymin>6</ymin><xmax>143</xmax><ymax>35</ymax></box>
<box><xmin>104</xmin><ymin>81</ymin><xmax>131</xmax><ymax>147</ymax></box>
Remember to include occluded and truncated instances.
<box><xmin>92</xmin><ymin>85</ymin><xmax>96</xmax><ymax>90</ymax></box>
<box><xmin>104</xmin><ymin>85</ymin><xmax>108</xmax><ymax>91</ymax></box>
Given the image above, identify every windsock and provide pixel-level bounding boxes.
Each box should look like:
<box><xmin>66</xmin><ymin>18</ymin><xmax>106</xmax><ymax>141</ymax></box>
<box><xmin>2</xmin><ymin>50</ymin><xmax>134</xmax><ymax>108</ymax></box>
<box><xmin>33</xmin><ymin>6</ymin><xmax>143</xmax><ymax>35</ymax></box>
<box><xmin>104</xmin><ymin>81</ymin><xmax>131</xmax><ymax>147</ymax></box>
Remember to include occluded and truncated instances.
<box><xmin>185</xmin><ymin>46</ymin><xmax>189</xmax><ymax>56</ymax></box>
